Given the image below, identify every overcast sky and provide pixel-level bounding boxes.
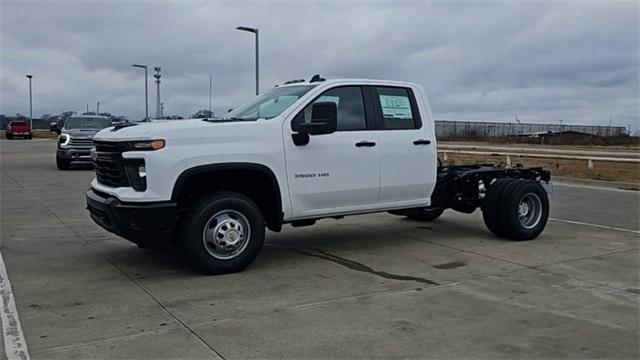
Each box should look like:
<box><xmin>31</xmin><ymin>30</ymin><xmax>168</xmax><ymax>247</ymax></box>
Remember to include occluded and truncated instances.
<box><xmin>1</xmin><ymin>0</ymin><xmax>638</xmax><ymax>129</ymax></box>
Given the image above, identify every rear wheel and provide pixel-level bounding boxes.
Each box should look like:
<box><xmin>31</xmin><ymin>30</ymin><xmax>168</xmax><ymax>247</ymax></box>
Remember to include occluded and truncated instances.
<box><xmin>481</xmin><ymin>178</ymin><xmax>517</xmax><ymax>236</ymax></box>
<box><xmin>27</xmin><ymin>134</ymin><xmax>32</xmax><ymax>139</ymax></box>
<box><xmin>6</xmin><ymin>133</ymin><xmax>12</xmax><ymax>140</ymax></box>
<box><xmin>56</xmin><ymin>155</ymin><xmax>70</xmax><ymax>170</ymax></box>
<box><xmin>181</xmin><ymin>191</ymin><xmax>265</xmax><ymax>274</ymax></box>
<box><xmin>498</xmin><ymin>180</ymin><xmax>549</xmax><ymax>240</ymax></box>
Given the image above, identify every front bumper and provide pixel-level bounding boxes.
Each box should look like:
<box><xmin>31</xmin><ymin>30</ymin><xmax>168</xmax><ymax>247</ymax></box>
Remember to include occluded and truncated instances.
<box><xmin>86</xmin><ymin>189</ymin><xmax>177</xmax><ymax>245</ymax></box>
<box><xmin>58</xmin><ymin>147</ymin><xmax>93</xmax><ymax>161</ymax></box>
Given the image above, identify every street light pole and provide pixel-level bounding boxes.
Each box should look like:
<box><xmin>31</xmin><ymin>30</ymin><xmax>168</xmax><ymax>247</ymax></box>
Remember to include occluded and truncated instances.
<box><xmin>236</xmin><ymin>26</ymin><xmax>259</xmax><ymax>95</ymax></box>
<box><xmin>26</xmin><ymin>75</ymin><xmax>33</xmax><ymax>129</ymax></box>
<box><xmin>153</xmin><ymin>67</ymin><xmax>161</xmax><ymax>119</ymax></box>
<box><xmin>132</xmin><ymin>64</ymin><xmax>149</xmax><ymax>120</ymax></box>
<box><xmin>209</xmin><ymin>76</ymin><xmax>212</xmax><ymax>116</ymax></box>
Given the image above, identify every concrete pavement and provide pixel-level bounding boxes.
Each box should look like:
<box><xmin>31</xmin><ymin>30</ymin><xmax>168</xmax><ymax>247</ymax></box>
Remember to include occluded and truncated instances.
<box><xmin>1</xmin><ymin>139</ymin><xmax>638</xmax><ymax>359</ymax></box>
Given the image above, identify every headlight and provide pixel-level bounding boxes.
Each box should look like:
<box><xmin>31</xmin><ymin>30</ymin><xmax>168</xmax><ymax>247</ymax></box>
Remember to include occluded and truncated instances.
<box><xmin>58</xmin><ymin>134</ymin><xmax>70</xmax><ymax>146</ymax></box>
<box><xmin>131</xmin><ymin>140</ymin><xmax>165</xmax><ymax>150</ymax></box>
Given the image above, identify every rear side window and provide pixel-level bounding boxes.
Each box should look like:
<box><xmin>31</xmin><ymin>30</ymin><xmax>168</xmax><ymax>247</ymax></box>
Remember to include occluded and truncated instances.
<box><xmin>375</xmin><ymin>87</ymin><xmax>420</xmax><ymax>130</ymax></box>
<box><xmin>293</xmin><ymin>86</ymin><xmax>367</xmax><ymax>131</ymax></box>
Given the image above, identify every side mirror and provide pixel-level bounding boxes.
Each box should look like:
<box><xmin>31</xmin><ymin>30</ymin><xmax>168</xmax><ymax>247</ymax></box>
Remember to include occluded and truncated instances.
<box><xmin>292</xmin><ymin>102</ymin><xmax>337</xmax><ymax>146</ymax></box>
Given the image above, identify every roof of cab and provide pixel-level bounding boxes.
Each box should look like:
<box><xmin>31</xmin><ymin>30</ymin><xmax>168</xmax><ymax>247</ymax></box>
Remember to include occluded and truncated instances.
<box><xmin>278</xmin><ymin>78</ymin><xmax>420</xmax><ymax>88</ymax></box>
<box><xmin>68</xmin><ymin>115</ymin><xmax>110</xmax><ymax>119</ymax></box>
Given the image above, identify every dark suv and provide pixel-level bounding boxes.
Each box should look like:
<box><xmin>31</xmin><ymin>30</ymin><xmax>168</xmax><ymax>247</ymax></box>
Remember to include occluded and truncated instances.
<box><xmin>56</xmin><ymin>116</ymin><xmax>112</xmax><ymax>170</ymax></box>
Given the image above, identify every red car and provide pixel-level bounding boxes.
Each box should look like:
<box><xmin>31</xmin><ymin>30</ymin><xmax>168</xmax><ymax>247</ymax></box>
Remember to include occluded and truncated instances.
<box><xmin>6</xmin><ymin>121</ymin><xmax>32</xmax><ymax>139</ymax></box>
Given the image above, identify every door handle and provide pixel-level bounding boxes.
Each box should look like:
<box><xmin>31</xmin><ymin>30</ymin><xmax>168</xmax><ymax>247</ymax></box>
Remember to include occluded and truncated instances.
<box><xmin>355</xmin><ymin>141</ymin><xmax>376</xmax><ymax>147</ymax></box>
<box><xmin>413</xmin><ymin>139</ymin><xmax>431</xmax><ymax>145</ymax></box>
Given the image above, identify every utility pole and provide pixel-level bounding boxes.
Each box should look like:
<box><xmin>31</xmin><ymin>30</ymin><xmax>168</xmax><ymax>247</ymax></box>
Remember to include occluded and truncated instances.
<box><xmin>86</xmin><ymin>103</ymin><xmax>89</xmax><ymax>113</ymax></box>
<box><xmin>26</xmin><ymin>75</ymin><xmax>33</xmax><ymax>129</ymax></box>
<box><xmin>153</xmin><ymin>67</ymin><xmax>161</xmax><ymax>119</ymax></box>
<box><xmin>209</xmin><ymin>76</ymin><xmax>212</xmax><ymax>117</ymax></box>
<box><xmin>132</xmin><ymin>64</ymin><xmax>149</xmax><ymax>120</ymax></box>
<box><xmin>161</xmin><ymin>102</ymin><xmax>164</xmax><ymax>119</ymax></box>
<box><xmin>97</xmin><ymin>101</ymin><xmax>100</xmax><ymax>115</ymax></box>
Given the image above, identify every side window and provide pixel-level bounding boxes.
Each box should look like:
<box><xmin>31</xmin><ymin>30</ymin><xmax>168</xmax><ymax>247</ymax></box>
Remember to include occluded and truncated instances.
<box><xmin>375</xmin><ymin>87</ymin><xmax>418</xmax><ymax>130</ymax></box>
<box><xmin>292</xmin><ymin>86</ymin><xmax>367</xmax><ymax>131</ymax></box>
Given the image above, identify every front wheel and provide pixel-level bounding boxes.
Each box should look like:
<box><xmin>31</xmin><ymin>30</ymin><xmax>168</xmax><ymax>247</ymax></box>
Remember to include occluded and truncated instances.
<box><xmin>56</xmin><ymin>155</ymin><xmax>70</xmax><ymax>170</ymax></box>
<box><xmin>181</xmin><ymin>191</ymin><xmax>265</xmax><ymax>274</ymax></box>
<box><xmin>389</xmin><ymin>207</ymin><xmax>445</xmax><ymax>221</ymax></box>
<box><xmin>407</xmin><ymin>207</ymin><xmax>445</xmax><ymax>221</ymax></box>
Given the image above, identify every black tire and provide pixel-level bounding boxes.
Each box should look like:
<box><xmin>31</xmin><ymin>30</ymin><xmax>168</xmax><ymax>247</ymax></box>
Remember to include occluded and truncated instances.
<box><xmin>481</xmin><ymin>178</ymin><xmax>517</xmax><ymax>236</ymax></box>
<box><xmin>6</xmin><ymin>133</ymin><xmax>12</xmax><ymax>140</ymax></box>
<box><xmin>27</xmin><ymin>134</ymin><xmax>32</xmax><ymax>139</ymax></box>
<box><xmin>406</xmin><ymin>207</ymin><xmax>446</xmax><ymax>221</ymax></box>
<box><xmin>56</xmin><ymin>156</ymin><xmax>70</xmax><ymax>170</ymax></box>
<box><xmin>181</xmin><ymin>191</ymin><xmax>265</xmax><ymax>274</ymax></box>
<box><xmin>498</xmin><ymin>180</ymin><xmax>549</xmax><ymax>241</ymax></box>
<box><xmin>388</xmin><ymin>210</ymin><xmax>407</xmax><ymax>216</ymax></box>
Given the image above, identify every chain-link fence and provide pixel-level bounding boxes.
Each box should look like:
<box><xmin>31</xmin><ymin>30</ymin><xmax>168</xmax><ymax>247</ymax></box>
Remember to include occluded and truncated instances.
<box><xmin>435</xmin><ymin>120</ymin><xmax>626</xmax><ymax>138</ymax></box>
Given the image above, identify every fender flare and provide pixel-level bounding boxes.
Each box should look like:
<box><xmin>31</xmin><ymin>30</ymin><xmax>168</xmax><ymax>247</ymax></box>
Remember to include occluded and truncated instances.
<box><xmin>170</xmin><ymin>162</ymin><xmax>283</xmax><ymax>228</ymax></box>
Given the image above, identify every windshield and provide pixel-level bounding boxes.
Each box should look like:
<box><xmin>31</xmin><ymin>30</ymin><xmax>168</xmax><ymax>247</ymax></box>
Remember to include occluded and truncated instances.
<box><xmin>10</xmin><ymin>121</ymin><xmax>28</xmax><ymax>126</ymax></box>
<box><xmin>227</xmin><ymin>85</ymin><xmax>316</xmax><ymax>120</ymax></box>
<box><xmin>64</xmin><ymin>117</ymin><xmax>112</xmax><ymax>130</ymax></box>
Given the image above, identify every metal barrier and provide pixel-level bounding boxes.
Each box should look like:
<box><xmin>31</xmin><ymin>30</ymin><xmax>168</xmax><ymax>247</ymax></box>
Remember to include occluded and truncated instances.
<box><xmin>438</xmin><ymin>144</ymin><xmax>640</xmax><ymax>158</ymax></box>
<box><xmin>438</xmin><ymin>149</ymin><xmax>640</xmax><ymax>169</ymax></box>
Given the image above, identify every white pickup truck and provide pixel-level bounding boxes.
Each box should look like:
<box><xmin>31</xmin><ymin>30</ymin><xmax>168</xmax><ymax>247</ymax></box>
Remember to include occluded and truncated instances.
<box><xmin>86</xmin><ymin>76</ymin><xmax>551</xmax><ymax>274</ymax></box>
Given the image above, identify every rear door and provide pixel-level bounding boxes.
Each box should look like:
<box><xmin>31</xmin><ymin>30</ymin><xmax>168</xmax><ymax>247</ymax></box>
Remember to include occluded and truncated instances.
<box><xmin>369</xmin><ymin>85</ymin><xmax>437</xmax><ymax>205</ymax></box>
<box><xmin>284</xmin><ymin>86</ymin><xmax>380</xmax><ymax>218</ymax></box>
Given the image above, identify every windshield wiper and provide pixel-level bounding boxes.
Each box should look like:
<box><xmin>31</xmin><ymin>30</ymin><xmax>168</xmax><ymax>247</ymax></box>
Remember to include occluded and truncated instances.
<box><xmin>202</xmin><ymin>117</ymin><xmax>258</xmax><ymax>122</ymax></box>
<box><xmin>110</xmin><ymin>122</ymin><xmax>138</xmax><ymax>132</ymax></box>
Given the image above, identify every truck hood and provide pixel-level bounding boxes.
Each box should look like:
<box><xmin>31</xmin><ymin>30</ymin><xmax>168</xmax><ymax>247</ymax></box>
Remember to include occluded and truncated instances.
<box><xmin>94</xmin><ymin>118</ymin><xmax>263</xmax><ymax>142</ymax></box>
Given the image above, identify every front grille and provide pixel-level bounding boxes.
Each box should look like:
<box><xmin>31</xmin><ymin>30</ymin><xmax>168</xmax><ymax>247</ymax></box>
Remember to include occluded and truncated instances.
<box><xmin>69</xmin><ymin>137</ymin><xmax>94</xmax><ymax>146</ymax></box>
<box><xmin>94</xmin><ymin>141</ymin><xmax>131</xmax><ymax>187</ymax></box>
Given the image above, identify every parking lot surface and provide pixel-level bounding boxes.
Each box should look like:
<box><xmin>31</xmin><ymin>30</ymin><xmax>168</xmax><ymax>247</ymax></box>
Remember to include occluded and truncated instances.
<box><xmin>1</xmin><ymin>139</ymin><xmax>639</xmax><ymax>359</ymax></box>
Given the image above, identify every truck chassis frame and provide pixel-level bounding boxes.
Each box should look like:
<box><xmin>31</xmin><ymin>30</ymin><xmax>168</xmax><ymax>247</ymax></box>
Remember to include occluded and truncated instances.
<box><xmin>430</xmin><ymin>163</ymin><xmax>551</xmax><ymax>212</ymax></box>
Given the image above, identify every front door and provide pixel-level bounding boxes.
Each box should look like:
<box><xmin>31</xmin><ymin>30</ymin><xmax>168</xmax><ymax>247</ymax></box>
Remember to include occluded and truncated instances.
<box><xmin>284</xmin><ymin>86</ymin><xmax>380</xmax><ymax>218</ymax></box>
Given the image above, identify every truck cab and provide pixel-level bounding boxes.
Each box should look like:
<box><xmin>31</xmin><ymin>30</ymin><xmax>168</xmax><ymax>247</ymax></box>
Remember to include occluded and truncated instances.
<box><xmin>6</xmin><ymin>120</ymin><xmax>32</xmax><ymax>139</ymax></box>
<box><xmin>86</xmin><ymin>77</ymin><xmax>550</xmax><ymax>274</ymax></box>
<box><xmin>56</xmin><ymin>115</ymin><xmax>113</xmax><ymax>170</ymax></box>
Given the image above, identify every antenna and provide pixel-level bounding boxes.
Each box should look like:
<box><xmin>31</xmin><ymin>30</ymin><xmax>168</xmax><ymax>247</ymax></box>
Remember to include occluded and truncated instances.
<box><xmin>309</xmin><ymin>74</ymin><xmax>326</xmax><ymax>83</ymax></box>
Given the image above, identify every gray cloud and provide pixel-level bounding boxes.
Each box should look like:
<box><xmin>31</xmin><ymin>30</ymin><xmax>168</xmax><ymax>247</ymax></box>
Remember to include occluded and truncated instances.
<box><xmin>1</xmin><ymin>0</ymin><xmax>638</xmax><ymax>130</ymax></box>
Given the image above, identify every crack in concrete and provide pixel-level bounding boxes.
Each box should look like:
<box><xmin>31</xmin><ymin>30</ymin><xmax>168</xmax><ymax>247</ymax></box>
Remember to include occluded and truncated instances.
<box><xmin>352</xmin><ymin>222</ymin><xmax>640</xmax><ymax>296</ymax></box>
<box><xmin>283</xmin><ymin>246</ymin><xmax>439</xmax><ymax>286</ymax></box>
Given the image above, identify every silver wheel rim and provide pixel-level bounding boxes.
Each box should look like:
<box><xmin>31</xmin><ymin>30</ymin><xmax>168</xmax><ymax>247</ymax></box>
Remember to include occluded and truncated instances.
<box><xmin>518</xmin><ymin>192</ymin><xmax>542</xmax><ymax>229</ymax></box>
<box><xmin>202</xmin><ymin>210</ymin><xmax>251</xmax><ymax>260</ymax></box>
